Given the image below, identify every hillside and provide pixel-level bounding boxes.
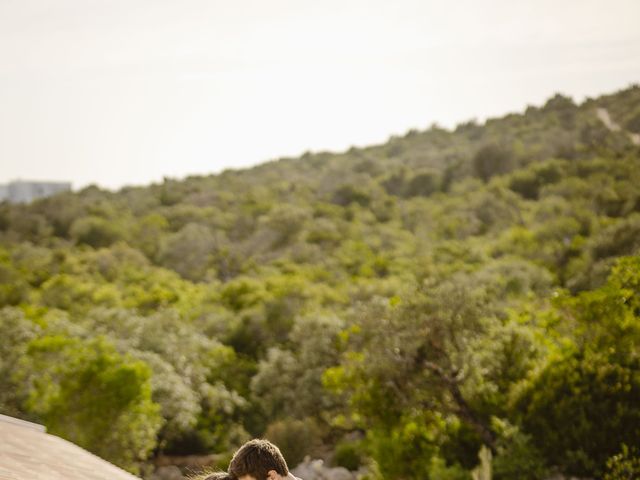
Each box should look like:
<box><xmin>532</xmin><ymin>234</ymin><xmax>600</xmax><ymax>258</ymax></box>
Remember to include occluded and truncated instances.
<box><xmin>1</xmin><ymin>84</ymin><xmax>640</xmax><ymax>479</ymax></box>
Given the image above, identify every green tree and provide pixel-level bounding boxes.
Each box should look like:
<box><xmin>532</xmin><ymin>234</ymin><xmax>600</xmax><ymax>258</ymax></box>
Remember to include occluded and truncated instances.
<box><xmin>251</xmin><ymin>314</ymin><xmax>344</xmax><ymax>421</ymax></box>
<box><xmin>158</xmin><ymin>222</ymin><xmax>216</xmax><ymax>281</ymax></box>
<box><xmin>472</xmin><ymin>144</ymin><xmax>513</xmax><ymax>182</ymax></box>
<box><xmin>0</xmin><ymin>307</ymin><xmax>41</xmax><ymax>417</ymax></box>
<box><xmin>70</xmin><ymin>215</ymin><xmax>126</xmax><ymax>248</ymax></box>
<box><xmin>18</xmin><ymin>335</ymin><xmax>163</xmax><ymax>473</ymax></box>
<box><xmin>515</xmin><ymin>256</ymin><xmax>640</xmax><ymax>477</ymax></box>
<box><xmin>604</xmin><ymin>445</ymin><xmax>640</xmax><ymax>480</ymax></box>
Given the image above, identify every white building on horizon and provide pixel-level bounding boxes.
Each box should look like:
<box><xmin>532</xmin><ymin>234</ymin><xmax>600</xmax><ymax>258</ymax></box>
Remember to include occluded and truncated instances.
<box><xmin>0</xmin><ymin>180</ymin><xmax>72</xmax><ymax>204</ymax></box>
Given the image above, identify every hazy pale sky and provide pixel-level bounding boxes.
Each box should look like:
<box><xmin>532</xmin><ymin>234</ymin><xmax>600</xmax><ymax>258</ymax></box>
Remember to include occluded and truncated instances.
<box><xmin>1</xmin><ymin>0</ymin><xmax>639</xmax><ymax>190</ymax></box>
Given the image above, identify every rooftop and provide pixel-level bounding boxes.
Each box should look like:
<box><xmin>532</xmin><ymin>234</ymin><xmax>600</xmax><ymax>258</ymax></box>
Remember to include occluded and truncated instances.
<box><xmin>0</xmin><ymin>414</ymin><xmax>140</xmax><ymax>480</ymax></box>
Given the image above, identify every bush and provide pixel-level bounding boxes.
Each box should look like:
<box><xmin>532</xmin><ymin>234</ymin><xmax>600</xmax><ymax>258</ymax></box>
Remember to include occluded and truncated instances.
<box><xmin>332</xmin><ymin>185</ymin><xmax>371</xmax><ymax>207</ymax></box>
<box><xmin>428</xmin><ymin>456</ymin><xmax>471</xmax><ymax>480</ymax></box>
<box><xmin>19</xmin><ymin>336</ymin><xmax>163</xmax><ymax>473</ymax></box>
<box><xmin>604</xmin><ymin>445</ymin><xmax>640</xmax><ymax>480</ymax></box>
<box><xmin>624</xmin><ymin>109</ymin><xmax>640</xmax><ymax>133</ymax></box>
<box><xmin>0</xmin><ymin>264</ymin><xmax>28</xmax><ymax>305</ymax></box>
<box><xmin>264</xmin><ymin>418</ymin><xmax>321</xmax><ymax>468</ymax></box>
<box><xmin>405</xmin><ymin>171</ymin><xmax>440</xmax><ymax>197</ymax></box>
<box><xmin>492</xmin><ymin>420</ymin><xmax>549</xmax><ymax>480</ymax></box>
<box><xmin>472</xmin><ymin>144</ymin><xmax>513</xmax><ymax>182</ymax></box>
<box><xmin>508</xmin><ymin>160</ymin><xmax>565</xmax><ymax>200</ymax></box>
<box><xmin>590</xmin><ymin>214</ymin><xmax>640</xmax><ymax>260</ymax></box>
<box><xmin>516</xmin><ymin>352</ymin><xmax>640</xmax><ymax>477</ymax></box>
<box><xmin>333</xmin><ymin>441</ymin><xmax>364</xmax><ymax>471</ymax></box>
<box><xmin>70</xmin><ymin>216</ymin><xmax>125</xmax><ymax>248</ymax></box>
<box><xmin>158</xmin><ymin>223</ymin><xmax>216</xmax><ymax>281</ymax></box>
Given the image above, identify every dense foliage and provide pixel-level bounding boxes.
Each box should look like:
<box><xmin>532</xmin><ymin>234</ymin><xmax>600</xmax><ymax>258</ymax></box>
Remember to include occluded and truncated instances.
<box><xmin>1</xmin><ymin>85</ymin><xmax>640</xmax><ymax>478</ymax></box>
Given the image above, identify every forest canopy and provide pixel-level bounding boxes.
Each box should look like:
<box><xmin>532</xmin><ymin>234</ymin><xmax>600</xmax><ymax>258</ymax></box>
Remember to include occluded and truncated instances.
<box><xmin>1</xmin><ymin>85</ymin><xmax>640</xmax><ymax>479</ymax></box>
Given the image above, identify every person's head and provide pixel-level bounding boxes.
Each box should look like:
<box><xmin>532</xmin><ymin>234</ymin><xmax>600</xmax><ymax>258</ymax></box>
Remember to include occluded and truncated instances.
<box><xmin>228</xmin><ymin>439</ymin><xmax>289</xmax><ymax>480</ymax></box>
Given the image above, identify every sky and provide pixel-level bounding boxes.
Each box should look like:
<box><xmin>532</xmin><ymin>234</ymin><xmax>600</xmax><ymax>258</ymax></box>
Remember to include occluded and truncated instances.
<box><xmin>1</xmin><ymin>0</ymin><xmax>639</xmax><ymax>190</ymax></box>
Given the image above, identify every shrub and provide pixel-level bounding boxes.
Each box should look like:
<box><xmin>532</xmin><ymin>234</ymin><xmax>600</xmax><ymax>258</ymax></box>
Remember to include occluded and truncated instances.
<box><xmin>333</xmin><ymin>441</ymin><xmax>364</xmax><ymax>471</ymax></box>
<box><xmin>264</xmin><ymin>418</ymin><xmax>321</xmax><ymax>468</ymax></box>
<box><xmin>70</xmin><ymin>216</ymin><xmax>125</xmax><ymax>248</ymax></box>
<box><xmin>516</xmin><ymin>352</ymin><xmax>640</xmax><ymax>477</ymax></box>
<box><xmin>491</xmin><ymin>420</ymin><xmax>549</xmax><ymax>480</ymax></box>
<box><xmin>472</xmin><ymin>144</ymin><xmax>513</xmax><ymax>182</ymax></box>
<box><xmin>405</xmin><ymin>171</ymin><xmax>440</xmax><ymax>197</ymax></box>
<box><xmin>604</xmin><ymin>445</ymin><xmax>640</xmax><ymax>480</ymax></box>
<box><xmin>508</xmin><ymin>160</ymin><xmax>565</xmax><ymax>200</ymax></box>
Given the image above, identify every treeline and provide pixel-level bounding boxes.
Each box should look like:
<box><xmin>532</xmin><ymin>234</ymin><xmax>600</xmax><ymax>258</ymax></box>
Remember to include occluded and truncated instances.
<box><xmin>1</xmin><ymin>85</ymin><xmax>640</xmax><ymax>479</ymax></box>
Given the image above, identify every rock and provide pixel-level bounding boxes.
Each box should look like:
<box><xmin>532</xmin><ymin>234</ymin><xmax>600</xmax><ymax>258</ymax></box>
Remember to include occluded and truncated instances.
<box><xmin>292</xmin><ymin>458</ymin><xmax>357</xmax><ymax>480</ymax></box>
<box><xmin>150</xmin><ymin>465</ymin><xmax>185</xmax><ymax>480</ymax></box>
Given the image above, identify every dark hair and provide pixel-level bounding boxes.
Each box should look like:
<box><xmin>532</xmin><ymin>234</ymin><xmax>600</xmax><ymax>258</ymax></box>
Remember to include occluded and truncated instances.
<box><xmin>229</xmin><ymin>439</ymin><xmax>289</xmax><ymax>479</ymax></box>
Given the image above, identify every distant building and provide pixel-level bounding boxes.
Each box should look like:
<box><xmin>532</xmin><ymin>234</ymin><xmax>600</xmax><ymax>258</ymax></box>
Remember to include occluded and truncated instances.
<box><xmin>0</xmin><ymin>413</ymin><xmax>140</xmax><ymax>480</ymax></box>
<box><xmin>0</xmin><ymin>180</ymin><xmax>72</xmax><ymax>203</ymax></box>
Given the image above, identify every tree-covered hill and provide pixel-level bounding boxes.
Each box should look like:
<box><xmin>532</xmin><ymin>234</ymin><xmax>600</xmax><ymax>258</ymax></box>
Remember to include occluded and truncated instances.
<box><xmin>2</xmin><ymin>84</ymin><xmax>640</xmax><ymax>479</ymax></box>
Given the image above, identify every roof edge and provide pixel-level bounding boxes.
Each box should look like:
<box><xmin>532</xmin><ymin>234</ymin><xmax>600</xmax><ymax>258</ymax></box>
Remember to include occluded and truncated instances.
<box><xmin>0</xmin><ymin>413</ymin><xmax>46</xmax><ymax>432</ymax></box>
